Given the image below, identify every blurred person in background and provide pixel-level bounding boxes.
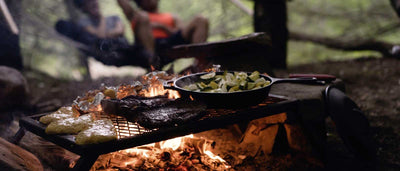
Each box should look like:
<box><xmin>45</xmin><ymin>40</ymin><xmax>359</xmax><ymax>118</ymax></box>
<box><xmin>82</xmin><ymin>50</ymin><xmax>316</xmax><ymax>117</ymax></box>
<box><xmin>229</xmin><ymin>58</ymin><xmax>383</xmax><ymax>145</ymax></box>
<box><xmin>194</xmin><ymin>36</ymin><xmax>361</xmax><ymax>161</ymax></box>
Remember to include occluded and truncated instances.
<box><xmin>56</xmin><ymin>0</ymin><xmax>128</xmax><ymax>48</ymax></box>
<box><xmin>56</xmin><ymin>0</ymin><xmax>154</xmax><ymax>68</ymax></box>
<box><xmin>117</xmin><ymin>0</ymin><xmax>209</xmax><ymax>67</ymax></box>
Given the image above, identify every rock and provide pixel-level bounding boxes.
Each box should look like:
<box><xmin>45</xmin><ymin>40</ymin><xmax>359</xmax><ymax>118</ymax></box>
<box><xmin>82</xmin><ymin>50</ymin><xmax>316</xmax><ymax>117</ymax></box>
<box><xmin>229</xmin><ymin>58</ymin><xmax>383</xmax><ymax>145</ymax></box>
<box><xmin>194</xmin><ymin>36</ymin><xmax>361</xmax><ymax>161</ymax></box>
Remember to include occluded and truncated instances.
<box><xmin>0</xmin><ymin>66</ymin><xmax>29</xmax><ymax>111</ymax></box>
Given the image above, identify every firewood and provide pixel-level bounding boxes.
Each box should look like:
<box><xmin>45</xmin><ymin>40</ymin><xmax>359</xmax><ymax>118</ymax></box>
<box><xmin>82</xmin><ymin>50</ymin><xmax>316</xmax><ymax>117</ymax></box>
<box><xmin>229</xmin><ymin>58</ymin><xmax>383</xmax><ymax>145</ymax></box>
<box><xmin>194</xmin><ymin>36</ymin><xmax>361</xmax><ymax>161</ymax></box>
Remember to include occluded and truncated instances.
<box><xmin>260</xmin><ymin>125</ymin><xmax>280</xmax><ymax>155</ymax></box>
<box><xmin>0</xmin><ymin>137</ymin><xmax>43</xmax><ymax>171</ymax></box>
<box><xmin>238</xmin><ymin>113</ymin><xmax>287</xmax><ymax>156</ymax></box>
<box><xmin>284</xmin><ymin>124</ymin><xmax>312</xmax><ymax>153</ymax></box>
<box><xmin>18</xmin><ymin>132</ymin><xmax>78</xmax><ymax>170</ymax></box>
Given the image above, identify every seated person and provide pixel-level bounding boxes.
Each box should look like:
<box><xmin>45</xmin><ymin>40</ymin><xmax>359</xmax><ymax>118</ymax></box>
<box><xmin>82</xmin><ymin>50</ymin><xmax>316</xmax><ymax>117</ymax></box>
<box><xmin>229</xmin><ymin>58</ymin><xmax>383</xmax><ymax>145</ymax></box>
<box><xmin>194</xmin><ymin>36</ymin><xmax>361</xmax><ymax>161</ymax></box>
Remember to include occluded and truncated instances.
<box><xmin>117</xmin><ymin>0</ymin><xmax>209</xmax><ymax>67</ymax></box>
<box><xmin>56</xmin><ymin>0</ymin><xmax>151</xmax><ymax>68</ymax></box>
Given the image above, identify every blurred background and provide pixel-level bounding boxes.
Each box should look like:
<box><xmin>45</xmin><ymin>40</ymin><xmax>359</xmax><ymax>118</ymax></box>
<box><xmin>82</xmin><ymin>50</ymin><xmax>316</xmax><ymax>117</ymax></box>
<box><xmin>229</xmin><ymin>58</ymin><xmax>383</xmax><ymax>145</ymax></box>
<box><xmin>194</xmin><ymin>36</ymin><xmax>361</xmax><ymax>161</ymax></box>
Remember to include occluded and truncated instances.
<box><xmin>17</xmin><ymin>0</ymin><xmax>400</xmax><ymax>79</ymax></box>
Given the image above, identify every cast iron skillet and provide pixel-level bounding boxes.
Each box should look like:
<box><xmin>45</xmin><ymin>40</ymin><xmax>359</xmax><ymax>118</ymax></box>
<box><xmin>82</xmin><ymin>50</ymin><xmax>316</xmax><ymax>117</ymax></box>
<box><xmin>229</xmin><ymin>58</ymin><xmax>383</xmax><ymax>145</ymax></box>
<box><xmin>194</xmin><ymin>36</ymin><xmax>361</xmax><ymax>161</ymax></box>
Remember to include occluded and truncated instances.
<box><xmin>164</xmin><ymin>71</ymin><xmax>319</xmax><ymax>108</ymax></box>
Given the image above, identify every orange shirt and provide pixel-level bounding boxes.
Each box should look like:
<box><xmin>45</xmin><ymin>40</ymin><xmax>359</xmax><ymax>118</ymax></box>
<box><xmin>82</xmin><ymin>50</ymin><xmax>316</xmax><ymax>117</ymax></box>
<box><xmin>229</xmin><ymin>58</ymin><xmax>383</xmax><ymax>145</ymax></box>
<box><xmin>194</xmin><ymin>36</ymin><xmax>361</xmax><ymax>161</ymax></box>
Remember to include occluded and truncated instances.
<box><xmin>131</xmin><ymin>12</ymin><xmax>175</xmax><ymax>39</ymax></box>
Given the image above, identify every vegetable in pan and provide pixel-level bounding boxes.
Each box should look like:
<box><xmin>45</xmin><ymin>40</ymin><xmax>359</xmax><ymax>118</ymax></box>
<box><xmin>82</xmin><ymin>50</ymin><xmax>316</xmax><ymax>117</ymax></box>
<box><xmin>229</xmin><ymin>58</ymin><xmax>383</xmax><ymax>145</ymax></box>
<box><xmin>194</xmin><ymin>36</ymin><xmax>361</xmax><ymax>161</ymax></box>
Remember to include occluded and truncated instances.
<box><xmin>184</xmin><ymin>71</ymin><xmax>271</xmax><ymax>93</ymax></box>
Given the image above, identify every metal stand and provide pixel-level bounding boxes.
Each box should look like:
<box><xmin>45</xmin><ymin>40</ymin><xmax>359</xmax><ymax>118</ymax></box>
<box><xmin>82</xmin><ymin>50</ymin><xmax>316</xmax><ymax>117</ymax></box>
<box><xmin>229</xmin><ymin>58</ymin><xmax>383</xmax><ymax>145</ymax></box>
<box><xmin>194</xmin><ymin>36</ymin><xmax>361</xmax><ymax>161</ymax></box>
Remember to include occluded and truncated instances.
<box><xmin>12</xmin><ymin>127</ymin><xmax>25</xmax><ymax>144</ymax></box>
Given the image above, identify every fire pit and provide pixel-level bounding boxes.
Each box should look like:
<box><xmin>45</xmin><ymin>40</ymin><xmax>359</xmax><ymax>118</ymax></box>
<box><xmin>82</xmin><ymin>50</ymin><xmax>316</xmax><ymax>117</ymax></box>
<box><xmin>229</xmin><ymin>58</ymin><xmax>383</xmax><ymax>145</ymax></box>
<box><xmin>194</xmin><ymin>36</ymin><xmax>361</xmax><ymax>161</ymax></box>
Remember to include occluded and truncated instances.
<box><xmin>14</xmin><ymin>71</ymin><xmax>337</xmax><ymax>170</ymax></box>
<box><xmin>17</xmin><ymin>95</ymin><xmax>296</xmax><ymax>170</ymax></box>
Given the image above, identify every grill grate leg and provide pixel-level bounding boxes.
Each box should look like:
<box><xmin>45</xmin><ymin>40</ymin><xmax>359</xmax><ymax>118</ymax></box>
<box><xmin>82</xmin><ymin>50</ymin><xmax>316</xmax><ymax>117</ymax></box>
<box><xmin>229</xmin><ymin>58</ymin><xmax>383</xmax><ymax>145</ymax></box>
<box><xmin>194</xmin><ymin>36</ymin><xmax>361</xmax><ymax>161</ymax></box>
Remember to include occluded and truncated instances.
<box><xmin>72</xmin><ymin>154</ymin><xmax>99</xmax><ymax>171</ymax></box>
<box><xmin>12</xmin><ymin>127</ymin><xmax>25</xmax><ymax>144</ymax></box>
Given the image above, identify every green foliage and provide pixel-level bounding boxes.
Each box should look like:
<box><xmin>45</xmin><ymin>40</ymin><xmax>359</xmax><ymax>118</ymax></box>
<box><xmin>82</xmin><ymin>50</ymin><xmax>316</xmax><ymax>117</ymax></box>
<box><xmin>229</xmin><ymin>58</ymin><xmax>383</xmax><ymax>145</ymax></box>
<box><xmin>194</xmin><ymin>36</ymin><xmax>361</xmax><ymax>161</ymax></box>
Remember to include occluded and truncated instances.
<box><xmin>287</xmin><ymin>0</ymin><xmax>399</xmax><ymax>64</ymax></box>
<box><xmin>18</xmin><ymin>0</ymin><xmax>400</xmax><ymax>79</ymax></box>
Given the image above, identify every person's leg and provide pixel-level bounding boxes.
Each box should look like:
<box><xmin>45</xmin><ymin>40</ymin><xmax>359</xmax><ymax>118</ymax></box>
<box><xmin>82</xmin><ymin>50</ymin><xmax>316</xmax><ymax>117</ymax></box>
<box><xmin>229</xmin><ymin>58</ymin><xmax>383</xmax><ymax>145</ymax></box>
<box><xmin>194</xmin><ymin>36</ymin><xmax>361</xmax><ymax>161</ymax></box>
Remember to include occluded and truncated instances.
<box><xmin>133</xmin><ymin>12</ymin><xmax>155</xmax><ymax>55</ymax></box>
<box><xmin>181</xmin><ymin>15</ymin><xmax>209</xmax><ymax>43</ymax></box>
<box><xmin>55</xmin><ymin>20</ymin><xmax>98</xmax><ymax>45</ymax></box>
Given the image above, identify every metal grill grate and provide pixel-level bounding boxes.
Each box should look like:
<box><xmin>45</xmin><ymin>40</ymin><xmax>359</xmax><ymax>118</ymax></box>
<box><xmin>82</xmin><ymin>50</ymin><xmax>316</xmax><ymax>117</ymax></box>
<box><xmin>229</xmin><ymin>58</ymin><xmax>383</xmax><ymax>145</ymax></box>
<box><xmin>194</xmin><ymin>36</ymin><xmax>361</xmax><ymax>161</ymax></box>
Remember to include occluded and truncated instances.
<box><xmin>96</xmin><ymin>96</ymin><xmax>285</xmax><ymax>139</ymax></box>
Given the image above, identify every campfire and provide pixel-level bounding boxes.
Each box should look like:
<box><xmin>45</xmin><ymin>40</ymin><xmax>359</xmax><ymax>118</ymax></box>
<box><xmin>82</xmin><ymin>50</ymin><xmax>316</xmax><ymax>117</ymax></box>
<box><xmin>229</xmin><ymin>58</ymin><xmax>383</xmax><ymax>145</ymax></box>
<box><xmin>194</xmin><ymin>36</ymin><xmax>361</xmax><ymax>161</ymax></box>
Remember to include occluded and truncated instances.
<box><xmin>91</xmin><ymin>135</ymin><xmax>230</xmax><ymax>170</ymax></box>
<box><xmin>82</xmin><ymin>71</ymin><xmax>229</xmax><ymax>170</ymax></box>
<box><xmin>15</xmin><ymin>69</ymin><xmax>322</xmax><ymax>171</ymax></box>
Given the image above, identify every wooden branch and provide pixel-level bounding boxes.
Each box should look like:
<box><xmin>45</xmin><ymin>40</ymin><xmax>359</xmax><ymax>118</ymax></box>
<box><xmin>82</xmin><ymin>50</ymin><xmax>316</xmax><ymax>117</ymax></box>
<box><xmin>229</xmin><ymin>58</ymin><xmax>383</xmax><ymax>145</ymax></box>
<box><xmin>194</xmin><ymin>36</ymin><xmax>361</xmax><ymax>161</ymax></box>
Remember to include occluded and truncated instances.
<box><xmin>289</xmin><ymin>31</ymin><xmax>396</xmax><ymax>57</ymax></box>
<box><xmin>0</xmin><ymin>137</ymin><xmax>43</xmax><ymax>171</ymax></box>
<box><xmin>368</xmin><ymin>22</ymin><xmax>400</xmax><ymax>37</ymax></box>
<box><xmin>0</xmin><ymin>0</ymin><xmax>19</xmax><ymax>34</ymax></box>
<box><xmin>229</xmin><ymin>0</ymin><xmax>253</xmax><ymax>16</ymax></box>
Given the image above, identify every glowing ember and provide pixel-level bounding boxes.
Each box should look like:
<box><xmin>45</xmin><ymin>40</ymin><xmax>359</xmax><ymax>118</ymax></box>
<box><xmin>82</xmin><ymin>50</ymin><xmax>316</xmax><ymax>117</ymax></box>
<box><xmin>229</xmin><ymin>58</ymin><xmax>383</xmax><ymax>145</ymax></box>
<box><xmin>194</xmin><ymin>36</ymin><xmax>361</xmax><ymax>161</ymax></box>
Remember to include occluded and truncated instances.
<box><xmin>91</xmin><ymin>134</ymin><xmax>230</xmax><ymax>170</ymax></box>
<box><xmin>160</xmin><ymin>136</ymin><xmax>184</xmax><ymax>151</ymax></box>
<box><xmin>167</xmin><ymin>90</ymin><xmax>180</xmax><ymax>99</ymax></box>
<box><xmin>116</xmin><ymin>83</ymin><xmax>142</xmax><ymax>99</ymax></box>
<box><xmin>96</xmin><ymin>105</ymin><xmax>102</xmax><ymax>112</ymax></box>
<box><xmin>205</xmin><ymin>150</ymin><xmax>227</xmax><ymax>163</ymax></box>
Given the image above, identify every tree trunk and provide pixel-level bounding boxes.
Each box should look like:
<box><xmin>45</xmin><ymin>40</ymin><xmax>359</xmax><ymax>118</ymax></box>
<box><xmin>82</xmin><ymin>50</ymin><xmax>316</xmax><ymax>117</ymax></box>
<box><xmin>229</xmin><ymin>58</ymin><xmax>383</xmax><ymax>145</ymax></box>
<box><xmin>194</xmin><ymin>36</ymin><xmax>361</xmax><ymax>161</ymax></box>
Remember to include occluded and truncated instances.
<box><xmin>390</xmin><ymin>0</ymin><xmax>400</xmax><ymax>17</ymax></box>
<box><xmin>0</xmin><ymin>0</ymin><xmax>23</xmax><ymax>70</ymax></box>
<box><xmin>254</xmin><ymin>0</ymin><xmax>288</xmax><ymax>69</ymax></box>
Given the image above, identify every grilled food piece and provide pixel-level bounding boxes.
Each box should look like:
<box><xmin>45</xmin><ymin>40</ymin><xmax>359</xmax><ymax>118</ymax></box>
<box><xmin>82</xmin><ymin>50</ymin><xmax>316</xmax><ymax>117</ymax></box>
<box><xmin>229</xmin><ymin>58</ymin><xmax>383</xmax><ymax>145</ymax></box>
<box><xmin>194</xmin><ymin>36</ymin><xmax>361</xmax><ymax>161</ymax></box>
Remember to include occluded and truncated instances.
<box><xmin>75</xmin><ymin>119</ymin><xmax>117</xmax><ymax>145</ymax></box>
<box><xmin>40</xmin><ymin>113</ymin><xmax>73</xmax><ymax>125</ymax></box>
<box><xmin>45</xmin><ymin>114</ymin><xmax>94</xmax><ymax>134</ymax></box>
<box><xmin>137</xmin><ymin>100</ymin><xmax>206</xmax><ymax>129</ymax></box>
<box><xmin>101</xmin><ymin>95</ymin><xmax>173</xmax><ymax>122</ymax></box>
<box><xmin>39</xmin><ymin>107</ymin><xmax>74</xmax><ymax>124</ymax></box>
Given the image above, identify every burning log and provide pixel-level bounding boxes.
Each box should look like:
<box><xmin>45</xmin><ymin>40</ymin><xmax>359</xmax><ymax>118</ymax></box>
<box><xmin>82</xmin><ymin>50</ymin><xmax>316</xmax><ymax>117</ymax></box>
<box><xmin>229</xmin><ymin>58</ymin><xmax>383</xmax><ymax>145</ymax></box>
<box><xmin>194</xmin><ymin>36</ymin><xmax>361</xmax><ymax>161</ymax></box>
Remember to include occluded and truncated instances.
<box><xmin>91</xmin><ymin>135</ymin><xmax>230</xmax><ymax>171</ymax></box>
<box><xmin>238</xmin><ymin>112</ymin><xmax>314</xmax><ymax>157</ymax></box>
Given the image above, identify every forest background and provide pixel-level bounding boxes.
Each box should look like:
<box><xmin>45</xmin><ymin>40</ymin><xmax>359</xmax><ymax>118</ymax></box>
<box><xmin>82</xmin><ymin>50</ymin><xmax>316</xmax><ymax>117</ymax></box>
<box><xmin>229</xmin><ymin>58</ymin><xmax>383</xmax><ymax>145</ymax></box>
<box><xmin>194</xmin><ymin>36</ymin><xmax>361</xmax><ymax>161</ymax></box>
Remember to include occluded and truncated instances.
<box><xmin>19</xmin><ymin>0</ymin><xmax>400</xmax><ymax>79</ymax></box>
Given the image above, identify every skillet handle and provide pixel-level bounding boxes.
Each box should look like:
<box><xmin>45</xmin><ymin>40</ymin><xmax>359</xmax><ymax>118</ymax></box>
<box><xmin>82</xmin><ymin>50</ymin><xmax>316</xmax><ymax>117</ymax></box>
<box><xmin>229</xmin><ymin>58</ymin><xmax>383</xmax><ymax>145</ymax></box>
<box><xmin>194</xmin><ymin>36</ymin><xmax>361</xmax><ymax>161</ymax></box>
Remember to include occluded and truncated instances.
<box><xmin>271</xmin><ymin>77</ymin><xmax>325</xmax><ymax>85</ymax></box>
<box><xmin>163</xmin><ymin>80</ymin><xmax>181</xmax><ymax>91</ymax></box>
<box><xmin>289</xmin><ymin>74</ymin><xmax>336</xmax><ymax>82</ymax></box>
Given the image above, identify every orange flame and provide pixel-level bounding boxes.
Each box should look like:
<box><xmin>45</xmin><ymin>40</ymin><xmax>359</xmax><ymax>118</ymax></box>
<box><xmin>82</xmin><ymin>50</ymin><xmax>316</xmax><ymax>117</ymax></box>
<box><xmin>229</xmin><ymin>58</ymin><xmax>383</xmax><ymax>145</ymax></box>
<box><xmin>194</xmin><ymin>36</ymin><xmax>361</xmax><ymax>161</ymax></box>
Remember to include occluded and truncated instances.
<box><xmin>142</xmin><ymin>76</ymin><xmax>180</xmax><ymax>99</ymax></box>
<box><xmin>167</xmin><ymin>90</ymin><xmax>180</xmax><ymax>99</ymax></box>
<box><xmin>95</xmin><ymin>134</ymin><xmax>230</xmax><ymax>170</ymax></box>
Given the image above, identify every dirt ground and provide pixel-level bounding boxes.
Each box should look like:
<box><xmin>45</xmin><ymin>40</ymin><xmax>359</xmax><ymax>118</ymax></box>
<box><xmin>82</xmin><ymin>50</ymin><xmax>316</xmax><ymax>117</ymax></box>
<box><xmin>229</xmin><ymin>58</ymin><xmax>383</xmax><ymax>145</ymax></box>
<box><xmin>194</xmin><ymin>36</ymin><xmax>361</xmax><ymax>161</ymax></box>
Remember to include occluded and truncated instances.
<box><xmin>15</xmin><ymin>57</ymin><xmax>400</xmax><ymax>170</ymax></box>
<box><xmin>275</xmin><ymin>57</ymin><xmax>400</xmax><ymax>170</ymax></box>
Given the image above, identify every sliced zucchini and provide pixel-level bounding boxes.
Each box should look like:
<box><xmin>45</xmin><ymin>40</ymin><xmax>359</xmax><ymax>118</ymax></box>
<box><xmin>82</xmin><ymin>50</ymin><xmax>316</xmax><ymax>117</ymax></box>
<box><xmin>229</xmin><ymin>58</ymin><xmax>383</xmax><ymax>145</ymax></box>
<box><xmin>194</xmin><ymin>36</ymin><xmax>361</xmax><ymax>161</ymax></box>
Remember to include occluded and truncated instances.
<box><xmin>247</xmin><ymin>82</ymin><xmax>256</xmax><ymax>90</ymax></box>
<box><xmin>184</xmin><ymin>84</ymin><xmax>198</xmax><ymax>91</ymax></box>
<box><xmin>254</xmin><ymin>77</ymin><xmax>267</xmax><ymax>84</ymax></box>
<box><xmin>226</xmin><ymin>80</ymin><xmax>237</xmax><ymax>87</ymax></box>
<box><xmin>208</xmin><ymin>81</ymin><xmax>218</xmax><ymax>89</ymax></box>
<box><xmin>200</xmin><ymin>72</ymin><xmax>216</xmax><ymax>80</ymax></box>
<box><xmin>197</xmin><ymin>82</ymin><xmax>208</xmax><ymax>89</ymax></box>
<box><xmin>249</xmin><ymin>71</ymin><xmax>260</xmax><ymax>81</ymax></box>
<box><xmin>228</xmin><ymin>85</ymin><xmax>239</xmax><ymax>92</ymax></box>
<box><xmin>264</xmin><ymin>81</ymin><xmax>271</xmax><ymax>87</ymax></box>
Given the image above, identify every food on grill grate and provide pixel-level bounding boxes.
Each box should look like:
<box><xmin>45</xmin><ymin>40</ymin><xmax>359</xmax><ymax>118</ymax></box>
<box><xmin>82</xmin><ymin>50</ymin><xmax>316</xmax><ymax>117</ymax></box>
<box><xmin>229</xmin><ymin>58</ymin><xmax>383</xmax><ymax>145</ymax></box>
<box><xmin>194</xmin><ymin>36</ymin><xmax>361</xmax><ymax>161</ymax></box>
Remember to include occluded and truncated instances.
<box><xmin>101</xmin><ymin>95</ymin><xmax>173</xmax><ymax>121</ymax></box>
<box><xmin>39</xmin><ymin>107</ymin><xmax>75</xmax><ymax>124</ymax></box>
<box><xmin>184</xmin><ymin>71</ymin><xmax>271</xmax><ymax>93</ymax></box>
<box><xmin>40</xmin><ymin>113</ymin><xmax>73</xmax><ymax>125</ymax></box>
<box><xmin>45</xmin><ymin>114</ymin><xmax>94</xmax><ymax>134</ymax></box>
<box><xmin>75</xmin><ymin>119</ymin><xmax>117</xmax><ymax>145</ymax></box>
<box><xmin>136</xmin><ymin>99</ymin><xmax>207</xmax><ymax>129</ymax></box>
